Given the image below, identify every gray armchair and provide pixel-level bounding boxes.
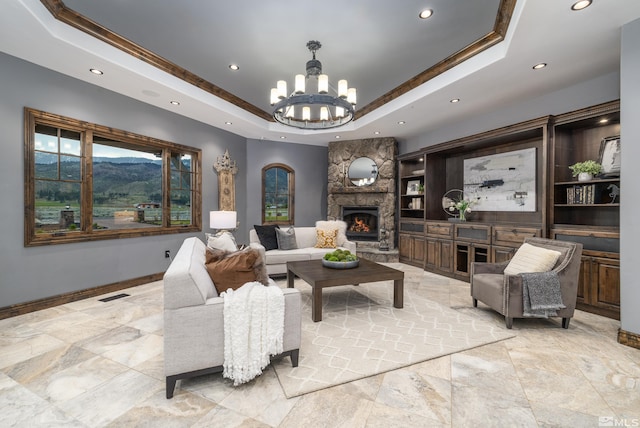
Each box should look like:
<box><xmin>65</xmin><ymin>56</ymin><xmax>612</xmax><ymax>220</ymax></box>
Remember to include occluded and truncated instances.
<box><xmin>471</xmin><ymin>237</ymin><xmax>582</xmax><ymax>329</ymax></box>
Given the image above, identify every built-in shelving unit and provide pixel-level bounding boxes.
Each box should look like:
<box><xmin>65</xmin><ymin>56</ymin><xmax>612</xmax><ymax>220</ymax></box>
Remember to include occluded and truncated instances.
<box><xmin>550</xmin><ymin>100</ymin><xmax>620</xmax><ymax>319</ymax></box>
<box><xmin>398</xmin><ymin>156</ymin><xmax>425</xmax><ymax>220</ymax></box>
<box><xmin>396</xmin><ymin>100</ymin><xmax>621</xmax><ymax>319</ymax></box>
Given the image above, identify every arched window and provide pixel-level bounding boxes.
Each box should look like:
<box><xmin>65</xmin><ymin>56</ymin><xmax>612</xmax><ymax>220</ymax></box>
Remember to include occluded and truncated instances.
<box><xmin>262</xmin><ymin>163</ymin><xmax>294</xmax><ymax>225</ymax></box>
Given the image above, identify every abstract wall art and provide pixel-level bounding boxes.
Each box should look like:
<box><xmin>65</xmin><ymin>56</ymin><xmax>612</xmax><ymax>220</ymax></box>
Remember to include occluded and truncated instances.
<box><xmin>463</xmin><ymin>147</ymin><xmax>536</xmax><ymax>212</ymax></box>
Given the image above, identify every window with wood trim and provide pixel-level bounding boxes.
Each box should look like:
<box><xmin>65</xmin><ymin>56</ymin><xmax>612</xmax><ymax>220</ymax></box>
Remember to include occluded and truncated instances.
<box><xmin>262</xmin><ymin>163</ymin><xmax>294</xmax><ymax>225</ymax></box>
<box><xmin>25</xmin><ymin>108</ymin><xmax>201</xmax><ymax>246</ymax></box>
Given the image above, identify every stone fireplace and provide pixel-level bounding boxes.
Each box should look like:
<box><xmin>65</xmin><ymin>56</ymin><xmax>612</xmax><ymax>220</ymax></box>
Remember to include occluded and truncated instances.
<box><xmin>327</xmin><ymin>138</ymin><xmax>398</xmax><ymax>261</ymax></box>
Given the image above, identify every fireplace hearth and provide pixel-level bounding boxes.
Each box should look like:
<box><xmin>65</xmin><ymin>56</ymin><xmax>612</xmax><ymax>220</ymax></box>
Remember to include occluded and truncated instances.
<box><xmin>342</xmin><ymin>206</ymin><xmax>379</xmax><ymax>241</ymax></box>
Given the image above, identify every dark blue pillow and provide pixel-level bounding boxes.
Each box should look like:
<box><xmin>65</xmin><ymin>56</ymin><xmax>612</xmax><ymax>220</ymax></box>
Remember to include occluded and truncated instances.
<box><xmin>254</xmin><ymin>224</ymin><xmax>280</xmax><ymax>250</ymax></box>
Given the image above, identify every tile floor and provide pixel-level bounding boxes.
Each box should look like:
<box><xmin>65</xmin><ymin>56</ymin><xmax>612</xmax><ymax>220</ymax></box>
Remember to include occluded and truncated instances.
<box><xmin>1</xmin><ymin>264</ymin><xmax>639</xmax><ymax>427</ymax></box>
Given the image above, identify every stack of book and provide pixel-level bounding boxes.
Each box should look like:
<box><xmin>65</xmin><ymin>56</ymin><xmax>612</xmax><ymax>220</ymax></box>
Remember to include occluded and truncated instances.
<box><xmin>566</xmin><ymin>184</ymin><xmax>597</xmax><ymax>204</ymax></box>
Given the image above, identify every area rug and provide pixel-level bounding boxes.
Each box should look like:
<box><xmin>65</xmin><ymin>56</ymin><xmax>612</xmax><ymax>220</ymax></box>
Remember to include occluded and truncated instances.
<box><xmin>271</xmin><ymin>272</ymin><xmax>514</xmax><ymax>398</ymax></box>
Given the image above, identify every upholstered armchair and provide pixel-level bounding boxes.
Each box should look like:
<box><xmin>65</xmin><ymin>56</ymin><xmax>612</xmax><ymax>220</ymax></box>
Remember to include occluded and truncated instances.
<box><xmin>470</xmin><ymin>237</ymin><xmax>582</xmax><ymax>329</ymax></box>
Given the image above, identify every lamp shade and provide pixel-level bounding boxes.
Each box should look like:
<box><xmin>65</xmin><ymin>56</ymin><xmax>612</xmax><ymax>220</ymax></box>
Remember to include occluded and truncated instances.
<box><xmin>210</xmin><ymin>211</ymin><xmax>237</xmax><ymax>229</ymax></box>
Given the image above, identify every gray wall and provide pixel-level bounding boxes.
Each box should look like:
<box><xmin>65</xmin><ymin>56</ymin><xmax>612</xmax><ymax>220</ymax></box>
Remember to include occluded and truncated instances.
<box><xmin>0</xmin><ymin>53</ymin><xmax>246</xmax><ymax>306</ymax></box>
<box><xmin>246</xmin><ymin>139</ymin><xmax>328</xmax><ymax>230</ymax></box>
<box><xmin>620</xmin><ymin>18</ymin><xmax>640</xmax><ymax>336</ymax></box>
<box><xmin>401</xmin><ymin>71</ymin><xmax>620</xmax><ymax>153</ymax></box>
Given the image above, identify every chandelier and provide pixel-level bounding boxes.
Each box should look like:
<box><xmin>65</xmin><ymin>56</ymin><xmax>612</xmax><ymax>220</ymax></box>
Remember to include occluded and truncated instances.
<box><xmin>270</xmin><ymin>41</ymin><xmax>357</xmax><ymax>130</ymax></box>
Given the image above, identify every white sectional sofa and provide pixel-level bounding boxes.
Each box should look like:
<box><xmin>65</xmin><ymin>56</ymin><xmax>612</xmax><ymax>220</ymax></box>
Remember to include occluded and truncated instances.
<box><xmin>249</xmin><ymin>224</ymin><xmax>357</xmax><ymax>276</ymax></box>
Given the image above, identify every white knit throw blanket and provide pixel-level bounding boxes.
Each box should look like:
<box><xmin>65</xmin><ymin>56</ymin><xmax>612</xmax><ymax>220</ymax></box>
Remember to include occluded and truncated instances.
<box><xmin>221</xmin><ymin>281</ymin><xmax>284</xmax><ymax>386</ymax></box>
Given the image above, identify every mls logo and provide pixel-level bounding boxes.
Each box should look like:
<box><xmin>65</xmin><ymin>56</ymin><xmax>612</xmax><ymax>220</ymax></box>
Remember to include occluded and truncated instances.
<box><xmin>600</xmin><ymin>417</ymin><xmax>615</xmax><ymax>427</ymax></box>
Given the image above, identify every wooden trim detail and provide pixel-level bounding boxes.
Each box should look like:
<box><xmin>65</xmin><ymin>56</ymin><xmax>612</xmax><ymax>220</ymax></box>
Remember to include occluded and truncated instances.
<box><xmin>0</xmin><ymin>273</ymin><xmax>164</xmax><ymax>320</ymax></box>
<box><xmin>24</xmin><ymin>107</ymin><xmax>202</xmax><ymax>246</ymax></box>
<box><xmin>39</xmin><ymin>0</ymin><xmax>516</xmax><ymax>122</ymax></box>
<box><xmin>356</xmin><ymin>0</ymin><xmax>517</xmax><ymax>119</ymax></box>
<box><xmin>261</xmin><ymin>163</ymin><xmax>295</xmax><ymax>225</ymax></box>
<box><xmin>618</xmin><ymin>328</ymin><xmax>640</xmax><ymax>350</ymax></box>
<box><xmin>39</xmin><ymin>0</ymin><xmax>271</xmax><ymax>122</ymax></box>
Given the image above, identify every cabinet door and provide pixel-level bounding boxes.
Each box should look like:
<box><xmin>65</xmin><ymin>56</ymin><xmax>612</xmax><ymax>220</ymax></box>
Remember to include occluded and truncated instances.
<box><xmin>591</xmin><ymin>257</ymin><xmax>620</xmax><ymax>310</ymax></box>
<box><xmin>439</xmin><ymin>239</ymin><xmax>453</xmax><ymax>273</ymax></box>
<box><xmin>577</xmin><ymin>256</ymin><xmax>591</xmax><ymax>305</ymax></box>
<box><xmin>492</xmin><ymin>246</ymin><xmax>516</xmax><ymax>263</ymax></box>
<box><xmin>398</xmin><ymin>234</ymin><xmax>412</xmax><ymax>260</ymax></box>
<box><xmin>454</xmin><ymin>243</ymin><xmax>470</xmax><ymax>278</ymax></box>
<box><xmin>412</xmin><ymin>237</ymin><xmax>426</xmax><ymax>265</ymax></box>
<box><xmin>425</xmin><ymin>238</ymin><xmax>439</xmax><ymax>270</ymax></box>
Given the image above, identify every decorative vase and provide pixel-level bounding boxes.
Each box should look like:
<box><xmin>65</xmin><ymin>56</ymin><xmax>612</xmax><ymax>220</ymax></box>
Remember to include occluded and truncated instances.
<box><xmin>459</xmin><ymin>210</ymin><xmax>466</xmax><ymax>221</ymax></box>
<box><xmin>577</xmin><ymin>172</ymin><xmax>593</xmax><ymax>182</ymax></box>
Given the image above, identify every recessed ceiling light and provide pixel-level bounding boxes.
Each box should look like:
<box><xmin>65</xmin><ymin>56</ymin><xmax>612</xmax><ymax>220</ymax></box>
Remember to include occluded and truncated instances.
<box><xmin>225</xmin><ymin>121</ymin><xmax>232</xmax><ymax>125</ymax></box>
<box><xmin>229</xmin><ymin>64</ymin><xmax>239</xmax><ymax>71</ymax></box>
<box><xmin>280</xmin><ymin>136</ymin><xmax>286</xmax><ymax>139</ymax></box>
<box><xmin>599</xmin><ymin>118</ymin><xmax>609</xmax><ymax>124</ymax></box>
<box><xmin>532</xmin><ymin>62</ymin><xmax>547</xmax><ymax>70</ymax></box>
<box><xmin>374</xmin><ymin>131</ymin><xmax>380</xmax><ymax>135</ymax></box>
<box><xmin>571</xmin><ymin>0</ymin><xmax>592</xmax><ymax>11</ymax></box>
<box><xmin>397</xmin><ymin>121</ymin><xmax>406</xmax><ymax>125</ymax></box>
<box><xmin>169</xmin><ymin>101</ymin><xmax>180</xmax><ymax>106</ymax></box>
<box><xmin>335</xmin><ymin>135</ymin><xmax>341</xmax><ymax>139</ymax></box>
<box><xmin>418</xmin><ymin>9</ymin><xmax>433</xmax><ymax>19</ymax></box>
<box><xmin>450</xmin><ymin>98</ymin><xmax>460</xmax><ymax>103</ymax></box>
<box><xmin>89</xmin><ymin>68</ymin><xmax>103</xmax><ymax>75</ymax></box>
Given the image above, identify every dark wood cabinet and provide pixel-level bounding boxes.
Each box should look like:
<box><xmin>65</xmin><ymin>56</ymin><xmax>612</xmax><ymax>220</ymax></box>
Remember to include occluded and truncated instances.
<box><xmin>425</xmin><ymin>237</ymin><xmax>453</xmax><ymax>273</ymax></box>
<box><xmin>454</xmin><ymin>242</ymin><xmax>490</xmax><ymax>280</ymax></box>
<box><xmin>424</xmin><ymin>221</ymin><xmax>453</xmax><ymax>274</ymax></box>
<box><xmin>398</xmin><ymin>220</ymin><xmax>425</xmax><ymax>267</ymax></box>
<box><xmin>552</xmin><ymin>227</ymin><xmax>620</xmax><ymax>319</ymax></box>
<box><xmin>399</xmin><ymin>233</ymin><xmax>425</xmax><ymax>267</ymax></box>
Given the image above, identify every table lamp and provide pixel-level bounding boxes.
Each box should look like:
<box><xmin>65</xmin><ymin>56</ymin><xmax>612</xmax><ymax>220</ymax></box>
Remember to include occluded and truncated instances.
<box><xmin>210</xmin><ymin>210</ymin><xmax>237</xmax><ymax>234</ymax></box>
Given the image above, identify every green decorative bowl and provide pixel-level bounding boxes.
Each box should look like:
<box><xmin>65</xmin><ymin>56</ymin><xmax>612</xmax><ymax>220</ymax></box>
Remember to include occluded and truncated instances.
<box><xmin>321</xmin><ymin>259</ymin><xmax>359</xmax><ymax>269</ymax></box>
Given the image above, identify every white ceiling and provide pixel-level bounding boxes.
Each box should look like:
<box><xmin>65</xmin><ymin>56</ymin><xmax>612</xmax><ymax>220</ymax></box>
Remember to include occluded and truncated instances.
<box><xmin>1</xmin><ymin>0</ymin><xmax>639</xmax><ymax>146</ymax></box>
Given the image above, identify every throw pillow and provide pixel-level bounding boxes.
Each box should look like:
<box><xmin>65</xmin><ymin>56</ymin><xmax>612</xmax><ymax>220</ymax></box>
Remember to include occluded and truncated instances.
<box><xmin>276</xmin><ymin>226</ymin><xmax>298</xmax><ymax>250</ymax></box>
<box><xmin>205</xmin><ymin>232</ymin><xmax>238</xmax><ymax>252</ymax></box>
<box><xmin>316</xmin><ymin>220</ymin><xmax>348</xmax><ymax>246</ymax></box>
<box><xmin>504</xmin><ymin>243</ymin><xmax>562</xmax><ymax>276</ymax></box>
<box><xmin>253</xmin><ymin>224</ymin><xmax>280</xmax><ymax>251</ymax></box>
<box><xmin>205</xmin><ymin>247</ymin><xmax>269</xmax><ymax>293</ymax></box>
<box><xmin>315</xmin><ymin>228</ymin><xmax>338</xmax><ymax>248</ymax></box>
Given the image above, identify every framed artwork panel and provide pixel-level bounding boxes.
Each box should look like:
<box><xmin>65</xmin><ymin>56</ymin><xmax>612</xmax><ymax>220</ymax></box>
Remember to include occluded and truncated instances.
<box><xmin>599</xmin><ymin>136</ymin><xmax>620</xmax><ymax>177</ymax></box>
<box><xmin>406</xmin><ymin>180</ymin><xmax>421</xmax><ymax>195</ymax></box>
<box><xmin>463</xmin><ymin>147</ymin><xmax>536</xmax><ymax>212</ymax></box>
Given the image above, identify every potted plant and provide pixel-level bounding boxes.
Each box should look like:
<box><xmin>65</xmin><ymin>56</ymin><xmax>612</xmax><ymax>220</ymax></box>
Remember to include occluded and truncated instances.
<box><xmin>417</xmin><ymin>183</ymin><xmax>424</xmax><ymax>194</ymax></box>
<box><xmin>569</xmin><ymin>160</ymin><xmax>602</xmax><ymax>182</ymax></box>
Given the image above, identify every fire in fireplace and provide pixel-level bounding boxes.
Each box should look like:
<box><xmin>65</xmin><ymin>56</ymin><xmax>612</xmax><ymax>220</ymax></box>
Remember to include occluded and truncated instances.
<box><xmin>342</xmin><ymin>206</ymin><xmax>379</xmax><ymax>241</ymax></box>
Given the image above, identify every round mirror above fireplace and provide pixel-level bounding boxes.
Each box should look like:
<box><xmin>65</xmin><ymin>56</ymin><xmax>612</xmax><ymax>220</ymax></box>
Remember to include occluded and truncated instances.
<box><xmin>348</xmin><ymin>157</ymin><xmax>378</xmax><ymax>186</ymax></box>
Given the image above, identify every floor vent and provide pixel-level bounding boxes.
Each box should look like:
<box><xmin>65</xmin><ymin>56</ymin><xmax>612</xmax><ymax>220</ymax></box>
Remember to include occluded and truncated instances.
<box><xmin>99</xmin><ymin>293</ymin><xmax>130</xmax><ymax>302</ymax></box>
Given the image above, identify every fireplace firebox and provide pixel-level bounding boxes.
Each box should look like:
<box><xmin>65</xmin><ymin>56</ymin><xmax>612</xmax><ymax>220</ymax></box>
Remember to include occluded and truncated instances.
<box><xmin>341</xmin><ymin>206</ymin><xmax>379</xmax><ymax>241</ymax></box>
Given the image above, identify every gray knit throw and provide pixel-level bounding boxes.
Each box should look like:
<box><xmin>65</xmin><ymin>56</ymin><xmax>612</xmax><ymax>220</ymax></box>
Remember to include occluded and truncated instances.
<box><xmin>521</xmin><ymin>271</ymin><xmax>565</xmax><ymax>318</ymax></box>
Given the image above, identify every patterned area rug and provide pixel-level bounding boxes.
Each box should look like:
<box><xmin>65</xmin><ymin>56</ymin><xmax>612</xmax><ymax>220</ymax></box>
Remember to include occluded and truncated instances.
<box><xmin>272</xmin><ymin>270</ymin><xmax>514</xmax><ymax>398</ymax></box>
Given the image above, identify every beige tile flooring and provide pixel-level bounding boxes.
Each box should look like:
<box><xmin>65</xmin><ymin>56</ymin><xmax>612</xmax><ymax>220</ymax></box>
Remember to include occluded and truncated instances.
<box><xmin>1</xmin><ymin>264</ymin><xmax>639</xmax><ymax>427</ymax></box>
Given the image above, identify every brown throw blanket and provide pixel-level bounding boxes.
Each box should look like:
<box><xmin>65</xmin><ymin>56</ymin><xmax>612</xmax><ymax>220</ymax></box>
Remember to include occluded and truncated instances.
<box><xmin>521</xmin><ymin>271</ymin><xmax>565</xmax><ymax>318</ymax></box>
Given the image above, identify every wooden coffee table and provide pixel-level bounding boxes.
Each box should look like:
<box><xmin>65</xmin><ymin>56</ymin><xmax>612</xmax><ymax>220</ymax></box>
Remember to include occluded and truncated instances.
<box><xmin>286</xmin><ymin>258</ymin><xmax>404</xmax><ymax>322</ymax></box>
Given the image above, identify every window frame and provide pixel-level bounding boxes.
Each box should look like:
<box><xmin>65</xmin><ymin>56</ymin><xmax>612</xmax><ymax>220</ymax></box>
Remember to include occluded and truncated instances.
<box><xmin>261</xmin><ymin>163</ymin><xmax>295</xmax><ymax>225</ymax></box>
<box><xmin>24</xmin><ymin>108</ymin><xmax>202</xmax><ymax>246</ymax></box>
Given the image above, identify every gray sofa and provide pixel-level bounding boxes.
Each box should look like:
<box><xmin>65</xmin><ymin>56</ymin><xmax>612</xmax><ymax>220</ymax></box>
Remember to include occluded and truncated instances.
<box><xmin>249</xmin><ymin>225</ymin><xmax>357</xmax><ymax>276</ymax></box>
<box><xmin>163</xmin><ymin>236</ymin><xmax>301</xmax><ymax>398</ymax></box>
